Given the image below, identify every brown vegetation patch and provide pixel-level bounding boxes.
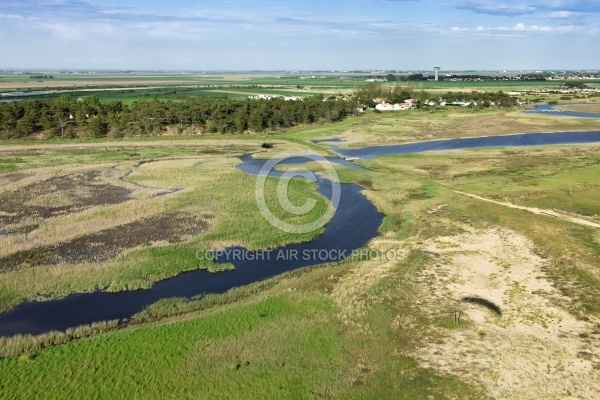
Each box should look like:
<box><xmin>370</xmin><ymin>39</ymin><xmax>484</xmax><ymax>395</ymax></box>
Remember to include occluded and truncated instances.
<box><xmin>0</xmin><ymin>211</ymin><xmax>213</xmax><ymax>270</ymax></box>
<box><xmin>0</xmin><ymin>170</ymin><xmax>132</xmax><ymax>229</ymax></box>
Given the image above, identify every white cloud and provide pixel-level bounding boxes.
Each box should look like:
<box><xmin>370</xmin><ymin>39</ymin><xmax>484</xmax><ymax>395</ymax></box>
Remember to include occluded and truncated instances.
<box><xmin>0</xmin><ymin>13</ymin><xmax>25</xmax><ymax>20</ymax></box>
<box><xmin>447</xmin><ymin>0</ymin><xmax>600</xmax><ymax>16</ymax></box>
<box><xmin>547</xmin><ymin>10</ymin><xmax>581</xmax><ymax>19</ymax></box>
<box><xmin>39</xmin><ymin>22</ymin><xmax>82</xmax><ymax>40</ymax></box>
<box><xmin>1</xmin><ymin>0</ymin><xmax>598</xmax><ymax>70</ymax></box>
<box><xmin>450</xmin><ymin>22</ymin><xmax>576</xmax><ymax>34</ymax></box>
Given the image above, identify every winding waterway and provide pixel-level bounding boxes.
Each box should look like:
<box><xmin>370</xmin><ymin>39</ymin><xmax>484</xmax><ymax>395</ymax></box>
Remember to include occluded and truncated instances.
<box><xmin>0</xmin><ymin>156</ymin><xmax>382</xmax><ymax>337</ymax></box>
<box><xmin>2</xmin><ymin>128</ymin><xmax>600</xmax><ymax>337</ymax></box>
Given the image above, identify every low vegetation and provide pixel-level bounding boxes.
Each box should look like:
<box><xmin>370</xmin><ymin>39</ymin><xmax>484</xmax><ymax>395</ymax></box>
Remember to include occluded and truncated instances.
<box><xmin>1</xmin><ymin>99</ymin><xmax>600</xmax><ymax>398</ymax></box>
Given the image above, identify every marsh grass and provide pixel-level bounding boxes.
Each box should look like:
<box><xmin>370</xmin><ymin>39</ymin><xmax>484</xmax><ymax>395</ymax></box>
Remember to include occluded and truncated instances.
<box><xmin>0</xmin><ymin>138</ymin><xmax>260</xmax><ymax>171</ymax></box>
<box><xmin>386</xmin><ymin>145</ymin><xmax>600</xmax><ymax>219</ymax></box>
<box><xmin>0</xmin><ymin>320</ymin><xmax>121</xmax><ymax>359</ymax></box>
<box><xmin>339</xmin><ymin>145</ymin><xmax>600</xmax><ymax>323</ymax></box>
<box><xmin>557</xmin><ymin>103</ymin><xmax>600</xmax><ymax>114</ymax></box>
<box><xmin>0</xmin><ymin>149</ymin><xmax>333</xmax><ymax>313</ymax></box>
<box><xmin>0</xmin><ymin>258</ymin><xmax>483</xmax><ymax>399</ymax></box>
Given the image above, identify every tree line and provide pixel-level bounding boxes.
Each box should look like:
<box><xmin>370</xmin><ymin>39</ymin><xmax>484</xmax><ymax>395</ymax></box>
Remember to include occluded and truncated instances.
<box><xmin>353</xmin><ymin>82</ymin><xmax>423</xmax><ymax>107</ymax></box>
<box><xmin>0</xmin><ymin>94</ymin><xmax>357</xmax><ymax>139</ymax></box>
<box><xmin>441</xmin><ymin>91</ymin><xmax>517</xmax><ymax>107</ymax></box>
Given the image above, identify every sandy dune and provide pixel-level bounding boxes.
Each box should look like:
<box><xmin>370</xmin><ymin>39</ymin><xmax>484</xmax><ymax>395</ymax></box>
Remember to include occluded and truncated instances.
<box><xmin>412</xmin><ymin>227</ymin><xmax>600</xmax><ymax>399</ymax></box>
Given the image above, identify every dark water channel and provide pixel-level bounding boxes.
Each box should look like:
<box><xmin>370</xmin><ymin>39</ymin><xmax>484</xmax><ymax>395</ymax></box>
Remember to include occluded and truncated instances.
<box><xmin>3</xmin><ymin>129</ymin><xmax>600</xmax><ymax>337</ymax></box>
<box><xmin>0</xmin><ymin>155</ymin><xmax>381</xmax><ymax>337</ymax></box>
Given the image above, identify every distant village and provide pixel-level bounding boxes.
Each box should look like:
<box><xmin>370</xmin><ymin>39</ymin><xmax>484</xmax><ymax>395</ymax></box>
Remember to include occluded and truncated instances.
<box><xmin>244</xmin><ymin>83</ymin><xmax>600</xmax><ymax>112</ymax></box>
<box><xmin>372</xmin><ymin>84</ymin><xmax>600</xmax><ymax>112</ymax></box>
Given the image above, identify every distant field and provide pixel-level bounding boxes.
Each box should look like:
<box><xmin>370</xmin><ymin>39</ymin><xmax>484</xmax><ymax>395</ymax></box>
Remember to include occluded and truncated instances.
<box><xmin>205</xmin><ymin>87</ymin><xmax>314</xmax><ymax>97</ymax></box>
<box><xmin>0</xmin><ymin>72</ymin><xmax>334</xmax><ymax>102</ymax></box>
<box><xmin>3</xmin><ymin>72</ymin><xmax>598</xmax><ymax>104</ymax></box>
<box><xmin>0</xmin><ymin>87</ymin><xmax>233</xmax><ymax>103</ymax></box>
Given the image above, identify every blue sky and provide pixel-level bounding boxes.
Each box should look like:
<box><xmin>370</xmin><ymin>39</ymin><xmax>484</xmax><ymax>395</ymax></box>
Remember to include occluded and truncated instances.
<box><xmin>1</xmin><ymin>0</ymin><xmax>598</xmax><ymax>70</ymax></box>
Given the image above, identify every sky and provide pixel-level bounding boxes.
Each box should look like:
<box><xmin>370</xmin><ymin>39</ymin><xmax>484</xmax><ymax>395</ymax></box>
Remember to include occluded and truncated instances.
<box><xmin>0</xmin><ymin>0</ymin><xmax>598</xmax><ymax>71</ymax></box>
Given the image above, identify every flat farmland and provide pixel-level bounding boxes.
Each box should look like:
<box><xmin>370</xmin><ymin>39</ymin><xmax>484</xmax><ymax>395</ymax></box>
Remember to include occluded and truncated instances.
<box><xmin>4</xmin><ymin>72</ymin><xmax>598</xmax><ymax>103</ymax></box>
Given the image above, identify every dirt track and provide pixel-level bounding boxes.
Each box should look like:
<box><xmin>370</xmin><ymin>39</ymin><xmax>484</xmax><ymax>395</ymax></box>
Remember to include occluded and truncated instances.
<box><xmin>454</xmin><ymin>190</ymin><xmax>600</xmax><ymax>229</ymax></box>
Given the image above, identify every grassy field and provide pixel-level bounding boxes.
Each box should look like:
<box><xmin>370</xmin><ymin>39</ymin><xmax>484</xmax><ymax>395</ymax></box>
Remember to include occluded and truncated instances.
<box><xmin>0</xmin><ymin>280</ymin><xmax>482</xmax><ymax>399</ymax></box>
<box><xmin>0</xmin><ymin>86</ymin><xmax>244</xmax><ymax>104</ymax></box>
<box><xmin>1</xmin><ymin>106</ymin><xmax>600</xmax><ymax>398</ymax></box>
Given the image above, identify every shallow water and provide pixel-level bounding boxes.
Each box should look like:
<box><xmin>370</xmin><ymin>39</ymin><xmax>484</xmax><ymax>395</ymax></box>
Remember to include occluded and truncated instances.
<box><xmin>525</xmin><ymin>104</ymin><xmax>600</xmax><ymax>119</ymax></box>
<box><xmin>236</xmin><ymin>154</ymin><xmax>369</xmax><ymax>174</ymax></box>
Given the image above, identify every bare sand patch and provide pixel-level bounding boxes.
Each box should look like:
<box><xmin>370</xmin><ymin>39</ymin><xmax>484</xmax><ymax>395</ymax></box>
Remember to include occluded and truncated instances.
<box><xmin>411</xmin><ymin>227</ymin><xmax>600</xmax><ymax>399</ymax></box>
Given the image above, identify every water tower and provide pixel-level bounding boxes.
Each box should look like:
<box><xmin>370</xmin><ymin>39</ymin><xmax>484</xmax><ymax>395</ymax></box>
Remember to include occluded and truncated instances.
<box><xmin>434</xmin><ymin>67</ymin><xmax>441</xmax><ymax>81</ymax></box>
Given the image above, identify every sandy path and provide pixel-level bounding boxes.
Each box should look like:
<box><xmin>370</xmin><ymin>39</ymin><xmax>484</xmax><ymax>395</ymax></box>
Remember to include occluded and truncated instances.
<box><xmin>454</xmin><ymin>190</ymin><xmax>600</xmax><ymax>229</ymax></box>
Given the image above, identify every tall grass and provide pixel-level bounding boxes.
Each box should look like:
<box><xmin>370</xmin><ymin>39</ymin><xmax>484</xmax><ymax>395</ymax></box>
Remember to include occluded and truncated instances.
<box><xmin>0</xmin><ymin>267</ymin><xmax>483</xmax><ymax>399</ymax></box>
